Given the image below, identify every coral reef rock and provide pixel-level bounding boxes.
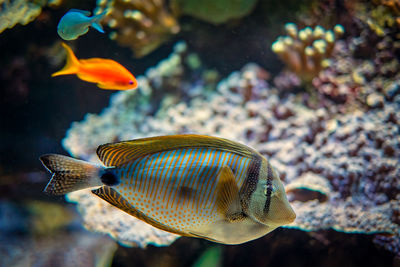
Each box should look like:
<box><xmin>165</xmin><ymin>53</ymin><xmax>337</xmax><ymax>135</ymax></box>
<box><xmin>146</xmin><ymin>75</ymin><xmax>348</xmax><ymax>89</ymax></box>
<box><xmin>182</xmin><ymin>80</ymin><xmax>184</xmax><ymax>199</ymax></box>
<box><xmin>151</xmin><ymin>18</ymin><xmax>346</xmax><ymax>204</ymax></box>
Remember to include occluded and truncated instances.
<box><xmin>0</xmin><ymin>0</ymin><xmax>61</xmax><ymax>34</ymax></box>
<box><xmin>357</xmin><ymin>0</ymin><xmax>400</xmax><ymax>36</ymax></box>
<box><xmin>95</xmin><ymin>0</ymin><xmax>180</xmax><ymax>57</ymax></box>
<box><xmin>312</xmin><ymin>33</ymin><xmax>400</xmax><ymax>108</ymax></box>
<box><xmin>63</xmin><ymin>43</ymin><xmax>400</xmax><ymax>255</ymax></box>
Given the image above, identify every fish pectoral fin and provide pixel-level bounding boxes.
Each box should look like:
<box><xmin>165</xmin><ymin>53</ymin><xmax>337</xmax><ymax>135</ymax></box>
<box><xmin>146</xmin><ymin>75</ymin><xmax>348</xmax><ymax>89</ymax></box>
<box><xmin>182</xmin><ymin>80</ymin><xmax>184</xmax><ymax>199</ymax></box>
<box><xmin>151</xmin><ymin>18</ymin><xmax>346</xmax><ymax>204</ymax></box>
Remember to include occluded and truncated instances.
<box><xmin>91</xmin><ymin>186</ymin><xmax>191</xmax><ymax>237</ymax></box>
<box><xmin>215</xmin><ymin>166</ymin><xmax>244</xmax><ymax>222</ymax></box>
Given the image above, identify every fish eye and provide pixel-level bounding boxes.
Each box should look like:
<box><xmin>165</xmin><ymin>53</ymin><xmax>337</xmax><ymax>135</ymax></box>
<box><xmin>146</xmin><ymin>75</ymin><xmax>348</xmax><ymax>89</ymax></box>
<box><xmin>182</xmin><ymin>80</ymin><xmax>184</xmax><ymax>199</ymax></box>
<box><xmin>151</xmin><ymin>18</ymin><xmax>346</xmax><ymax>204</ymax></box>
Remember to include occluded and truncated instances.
<box><xmin>264</xmin><ymin>183</ymin><xmax>275</xmax><ymax>196</ymax></box>
<box><xmin>129</xmin><ymin>80</ymin><xmax>134</xmax><ymax>85</ymax></box>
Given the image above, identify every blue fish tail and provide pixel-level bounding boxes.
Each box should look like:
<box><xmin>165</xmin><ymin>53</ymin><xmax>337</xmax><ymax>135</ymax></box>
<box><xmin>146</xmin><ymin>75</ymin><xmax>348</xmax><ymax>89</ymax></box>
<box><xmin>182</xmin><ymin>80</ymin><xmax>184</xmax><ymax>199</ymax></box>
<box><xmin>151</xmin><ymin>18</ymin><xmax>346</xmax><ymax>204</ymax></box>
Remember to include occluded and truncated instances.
<box><xmin>92</xmin><ymin>22</ymin><xmax>104</xmax><ymax>33</ymax></box>
<box><xmin>91</xmin><ymin>11</ymin><xmax>107</xmax><ymax>33</ymax></box>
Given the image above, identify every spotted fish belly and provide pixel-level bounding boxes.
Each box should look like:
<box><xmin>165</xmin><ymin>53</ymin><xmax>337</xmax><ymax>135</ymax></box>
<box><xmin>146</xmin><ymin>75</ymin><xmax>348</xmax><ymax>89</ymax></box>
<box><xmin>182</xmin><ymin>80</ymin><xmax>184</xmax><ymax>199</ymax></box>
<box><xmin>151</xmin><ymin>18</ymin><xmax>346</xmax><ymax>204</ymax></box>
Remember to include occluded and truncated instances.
<box><xmin>112</xmin><ymin>148</ymin><xmax>252</xmax><ymax>234</ymax></box>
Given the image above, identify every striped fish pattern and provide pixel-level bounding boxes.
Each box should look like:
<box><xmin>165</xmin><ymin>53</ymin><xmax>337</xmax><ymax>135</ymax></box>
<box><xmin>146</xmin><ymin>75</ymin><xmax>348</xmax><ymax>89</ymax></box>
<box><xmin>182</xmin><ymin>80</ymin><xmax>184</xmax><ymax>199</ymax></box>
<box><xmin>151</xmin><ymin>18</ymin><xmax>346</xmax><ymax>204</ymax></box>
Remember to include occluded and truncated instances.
<box><xmin>113</xmin><ymin>147</ymin><xmax>252</xmax><ymax>232</ymax></box>
<box><xmin>40</xmin><ymin>135</ymin><xmax>296</xmax><ymax>244</ymax></box>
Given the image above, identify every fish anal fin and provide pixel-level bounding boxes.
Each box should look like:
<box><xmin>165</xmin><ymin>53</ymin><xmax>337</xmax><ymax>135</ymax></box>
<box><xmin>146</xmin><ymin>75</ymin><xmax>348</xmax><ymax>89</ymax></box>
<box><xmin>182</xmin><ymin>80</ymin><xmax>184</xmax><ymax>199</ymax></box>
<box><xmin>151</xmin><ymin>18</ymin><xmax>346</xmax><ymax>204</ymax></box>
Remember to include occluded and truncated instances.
<box><xmin>215</xmin><ymin>166</ymin><xmax>244</xmax><ymax>222</ymax></box>
<box><xmin>189</xmin><ymin>231</ymin><xmax>222</xmax><ymax>243</ymax></box>
<box><xmin>96</xmin><ymin>83</ymin><xmax>116</xmax><ymax>90</ymax></box>
<box><xmin>91</xmin><ymin>186</ymin><xmax>191</xmax><ymax>237</ymax></box>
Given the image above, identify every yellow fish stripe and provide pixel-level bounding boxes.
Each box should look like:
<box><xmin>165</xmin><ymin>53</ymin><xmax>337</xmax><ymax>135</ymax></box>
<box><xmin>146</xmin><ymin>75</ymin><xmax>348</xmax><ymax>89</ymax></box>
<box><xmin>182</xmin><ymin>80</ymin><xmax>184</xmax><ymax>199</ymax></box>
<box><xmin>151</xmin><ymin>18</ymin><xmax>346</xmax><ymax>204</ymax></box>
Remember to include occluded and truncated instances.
<box><xmin>114</xmin><ymin>147</ymin><xmax>253</xmax><ymax>232</ymax></box>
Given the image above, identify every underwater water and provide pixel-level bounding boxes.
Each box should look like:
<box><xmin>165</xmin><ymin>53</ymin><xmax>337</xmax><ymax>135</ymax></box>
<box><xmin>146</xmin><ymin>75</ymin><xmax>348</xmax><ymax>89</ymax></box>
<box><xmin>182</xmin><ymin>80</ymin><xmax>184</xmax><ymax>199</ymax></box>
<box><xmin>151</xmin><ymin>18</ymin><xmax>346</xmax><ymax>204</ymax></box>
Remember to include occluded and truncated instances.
<box><xmin>1</xmin><ymin>0</ymin><xmax>400</xmax><ymax>266</ymax></box>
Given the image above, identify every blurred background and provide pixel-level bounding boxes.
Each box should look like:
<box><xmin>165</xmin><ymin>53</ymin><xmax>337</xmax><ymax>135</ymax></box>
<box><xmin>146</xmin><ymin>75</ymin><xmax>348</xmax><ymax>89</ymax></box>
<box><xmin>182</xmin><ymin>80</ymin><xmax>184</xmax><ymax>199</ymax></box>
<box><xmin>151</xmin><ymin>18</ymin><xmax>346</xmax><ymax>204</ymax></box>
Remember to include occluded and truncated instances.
<box><xmin>1</xmin><ymin>0</ymin><xmax>399</xmax><ymax>266</ymax></box>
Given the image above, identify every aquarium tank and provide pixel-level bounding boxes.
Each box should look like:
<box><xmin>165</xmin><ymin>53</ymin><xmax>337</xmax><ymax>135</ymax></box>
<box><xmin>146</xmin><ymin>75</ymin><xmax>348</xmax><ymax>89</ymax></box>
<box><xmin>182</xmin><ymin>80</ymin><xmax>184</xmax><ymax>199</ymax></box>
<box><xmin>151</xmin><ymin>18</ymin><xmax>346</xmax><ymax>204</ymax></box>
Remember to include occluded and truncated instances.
<box><xmin>1</xmin><ymin>0</ymin><xmax>400</xmax><ymax>266</ymax></box>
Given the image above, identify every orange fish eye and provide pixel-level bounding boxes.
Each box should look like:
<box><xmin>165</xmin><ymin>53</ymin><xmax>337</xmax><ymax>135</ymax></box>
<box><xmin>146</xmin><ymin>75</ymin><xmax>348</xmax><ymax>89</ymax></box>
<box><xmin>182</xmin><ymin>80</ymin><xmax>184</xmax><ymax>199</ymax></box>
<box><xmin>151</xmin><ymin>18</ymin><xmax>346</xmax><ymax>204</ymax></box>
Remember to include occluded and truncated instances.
<box><xmin>129</xmin><ymin>80</ymin><xmax>134</xmax><ymax>85</ymax></box>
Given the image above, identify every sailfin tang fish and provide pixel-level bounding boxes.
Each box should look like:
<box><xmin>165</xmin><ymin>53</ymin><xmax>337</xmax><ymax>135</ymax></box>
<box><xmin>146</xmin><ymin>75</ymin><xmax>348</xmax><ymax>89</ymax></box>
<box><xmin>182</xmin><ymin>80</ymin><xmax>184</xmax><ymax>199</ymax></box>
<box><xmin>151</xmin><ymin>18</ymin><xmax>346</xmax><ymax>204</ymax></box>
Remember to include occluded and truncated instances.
<box><xmin>40</xmin><ymin>135</ymin><xmax>296</xmax><ymax>244</ymax></box>
<box><xmin>57</xmin><ymin>9</ymin><xmax>106</xmax><ymax>40</ymax></box>
<box><xmin>52</xmin><ymin>43</ymin><xmax>137</xmax><ymax>90</ymax></box>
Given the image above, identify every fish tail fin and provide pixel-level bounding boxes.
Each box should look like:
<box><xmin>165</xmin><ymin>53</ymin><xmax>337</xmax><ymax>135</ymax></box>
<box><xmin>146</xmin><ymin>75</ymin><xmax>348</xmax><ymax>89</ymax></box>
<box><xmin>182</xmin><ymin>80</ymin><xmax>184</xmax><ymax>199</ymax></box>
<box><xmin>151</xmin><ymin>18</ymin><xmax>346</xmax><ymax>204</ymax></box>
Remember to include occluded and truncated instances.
<box><xmin>40</xmin><ymin>154</ymin><xmax>104</xmax><ymax>195</ymax></box>
<box><xmin>52</xmin><ymin>43</ymin><xmax>80</xmax><ymax>77</ymax></box>
<box><xmin>91</xmin><ymin>11</ymin><xmax>106</xmax><ymax>33</ymax></box>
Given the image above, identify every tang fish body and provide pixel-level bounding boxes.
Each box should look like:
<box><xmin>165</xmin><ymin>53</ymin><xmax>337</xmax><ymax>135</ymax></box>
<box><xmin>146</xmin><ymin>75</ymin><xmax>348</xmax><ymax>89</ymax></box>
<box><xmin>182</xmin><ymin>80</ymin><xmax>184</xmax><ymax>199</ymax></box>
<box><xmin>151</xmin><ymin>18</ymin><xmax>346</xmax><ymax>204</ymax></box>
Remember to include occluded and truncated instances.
<box><xmin>40</xmin><ymin>135</ymin><xmax>296</xmax><ymax>244</ymax></box>
<box><xmin>57</xmin><ymin>9</ymin><xmax>106</xmax><ymax>40</ymax></box>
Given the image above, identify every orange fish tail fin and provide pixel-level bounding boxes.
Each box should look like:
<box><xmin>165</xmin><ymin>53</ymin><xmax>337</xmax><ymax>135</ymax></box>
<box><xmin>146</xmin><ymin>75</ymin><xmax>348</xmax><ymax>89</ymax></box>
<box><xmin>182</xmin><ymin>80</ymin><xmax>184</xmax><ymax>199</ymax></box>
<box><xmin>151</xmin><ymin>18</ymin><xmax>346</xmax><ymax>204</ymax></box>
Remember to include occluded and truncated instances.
<box><xmin>52</xmin><ymin>43</ymin><xmax>80</xmax><ymax>77</ymax></box>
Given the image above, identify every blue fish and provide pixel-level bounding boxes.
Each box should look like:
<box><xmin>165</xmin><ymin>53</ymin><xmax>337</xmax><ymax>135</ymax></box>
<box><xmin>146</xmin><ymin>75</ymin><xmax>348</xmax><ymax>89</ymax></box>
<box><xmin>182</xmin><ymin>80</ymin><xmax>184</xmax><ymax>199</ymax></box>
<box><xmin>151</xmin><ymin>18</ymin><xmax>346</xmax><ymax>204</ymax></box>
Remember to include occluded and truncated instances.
<box><xmin>57</xmin><ymin>9</ymin><xmax>106</xmax><ymax>40</ymax></box>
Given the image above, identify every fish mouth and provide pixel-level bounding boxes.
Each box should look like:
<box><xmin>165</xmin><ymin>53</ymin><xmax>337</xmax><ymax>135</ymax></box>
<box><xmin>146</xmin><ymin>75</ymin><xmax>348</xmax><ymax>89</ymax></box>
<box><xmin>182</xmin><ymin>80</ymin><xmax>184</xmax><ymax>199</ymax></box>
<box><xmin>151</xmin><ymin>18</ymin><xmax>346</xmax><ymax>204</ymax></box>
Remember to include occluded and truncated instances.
<box><xmin>285</xmin><ymin>207</ymin><xmax>296</xmax><ymax>223</ymax></box>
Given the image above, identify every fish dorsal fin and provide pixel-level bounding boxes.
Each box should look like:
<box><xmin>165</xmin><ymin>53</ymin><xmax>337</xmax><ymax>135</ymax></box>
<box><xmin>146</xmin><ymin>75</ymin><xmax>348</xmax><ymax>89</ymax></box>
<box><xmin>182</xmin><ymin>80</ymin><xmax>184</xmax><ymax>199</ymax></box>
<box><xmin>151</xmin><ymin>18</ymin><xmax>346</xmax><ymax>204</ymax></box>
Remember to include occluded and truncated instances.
<box><xmin>79</xmin><ymin>58</ymin><xmax>115</xmax><ymax>64</ymax></box>
<box><xmin>91</xmin><ymin>186</ymin><xmax>192</xmax><ymax>237</ymax></box>
<box><xmin>215</xmin><ymin>166</ymin><xmax>245</xmax><ymax>222</ymax></box>
<box><xmin>97</xmin><ymin>134</ymin><xmax>257</xmax><ymax>167</ymax></box>
<box><xmin>69</xmin><ymin>9</ymin><xmax>91</xmax><ymax>16</ymax></box>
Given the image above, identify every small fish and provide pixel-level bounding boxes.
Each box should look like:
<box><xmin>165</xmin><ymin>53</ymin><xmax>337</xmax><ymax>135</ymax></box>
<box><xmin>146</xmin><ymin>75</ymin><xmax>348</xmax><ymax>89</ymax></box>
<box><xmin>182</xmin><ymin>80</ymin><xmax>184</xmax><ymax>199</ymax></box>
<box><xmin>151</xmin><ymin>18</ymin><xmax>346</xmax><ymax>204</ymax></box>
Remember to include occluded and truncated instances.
<box><xmin>40</xmin><ymin>135</ymin><xmax>295</xmax><ymax>244</ymax></box>
<box><xmin>57</xmin><ymin>9</ymin><xmax>106</xmax><ymax>40</ymax></box>
<box><xmin>52</xmin><ymin>43</ymin><xmax>137</xmax><ymax>90</ymax></box>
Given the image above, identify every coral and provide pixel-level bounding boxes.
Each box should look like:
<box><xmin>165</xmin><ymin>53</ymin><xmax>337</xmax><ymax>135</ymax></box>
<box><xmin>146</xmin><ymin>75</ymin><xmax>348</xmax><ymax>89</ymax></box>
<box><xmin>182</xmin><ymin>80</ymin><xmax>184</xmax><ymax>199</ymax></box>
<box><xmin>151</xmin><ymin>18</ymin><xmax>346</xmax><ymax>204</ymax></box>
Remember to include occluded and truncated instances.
<box><xmin>310</xmin><ymin>33</ymin><xmax>400</xmax><ymax>108</ymax></box>
<box><xmin>357</xmin><ymin>0</ymin><xmax>400</xmax><ymax>36</ymax></box>
<box><xmin>170</xmin><ymin>0</ymin><xmax>258</xmax><ymax>25</ymax></box>
<box><xmin>0</xmin><ymin>0</ymin><xmax>62</xmax><ymax>34</ymax></box>
<box><xmin>271</xmin><ymin>23</ymin><xmax>344</xmax><ymax>83</ymax></box>
<box><xmin>62</xmin><ymin>46</ymin><xmax>400</xmax><ymax>255</ymax></box>
<box><xmin>285</xmin><ymin>173</ymin><xmax>332</xmax><ymax>202</ymax></box>
<box><xmin>95</xmin><ymin>0</ymin><xmax>180</xmax><ymax>57</ymax></box>
<box><xmin>379</xmin><ymin>0</ymin><xmax>400</xmax><ymax>17</ymax></box>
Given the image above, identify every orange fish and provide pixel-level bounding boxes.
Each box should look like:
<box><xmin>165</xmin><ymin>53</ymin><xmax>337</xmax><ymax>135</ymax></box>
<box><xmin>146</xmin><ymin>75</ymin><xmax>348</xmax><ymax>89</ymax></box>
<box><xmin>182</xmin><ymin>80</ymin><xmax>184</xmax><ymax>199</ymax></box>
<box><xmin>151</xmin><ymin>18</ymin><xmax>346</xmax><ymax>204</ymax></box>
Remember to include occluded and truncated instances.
<box><xmin>52</xmin><ymin>43</ymin><xmax>137</xmax><ymax>90</ymax></box>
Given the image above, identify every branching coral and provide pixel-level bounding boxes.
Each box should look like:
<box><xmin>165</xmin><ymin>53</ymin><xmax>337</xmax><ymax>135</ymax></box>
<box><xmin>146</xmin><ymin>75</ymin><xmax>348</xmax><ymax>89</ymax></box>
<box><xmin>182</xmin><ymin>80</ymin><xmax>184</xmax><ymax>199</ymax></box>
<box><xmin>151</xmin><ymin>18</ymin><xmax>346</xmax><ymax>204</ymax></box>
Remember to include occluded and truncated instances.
<box><xmin>0</xmin><ymin>0</ymin><xmax>61</xmax><ymax>34</ymax></box>
<box><xmin>272</xmin><ymin>23</ymin><xmax>344</xmax><ymax>82</ymax></box>
<box><xmin>95</xmin><ymin>0</ymin><xmax>180</xmax><ymax>57</ymax></box>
